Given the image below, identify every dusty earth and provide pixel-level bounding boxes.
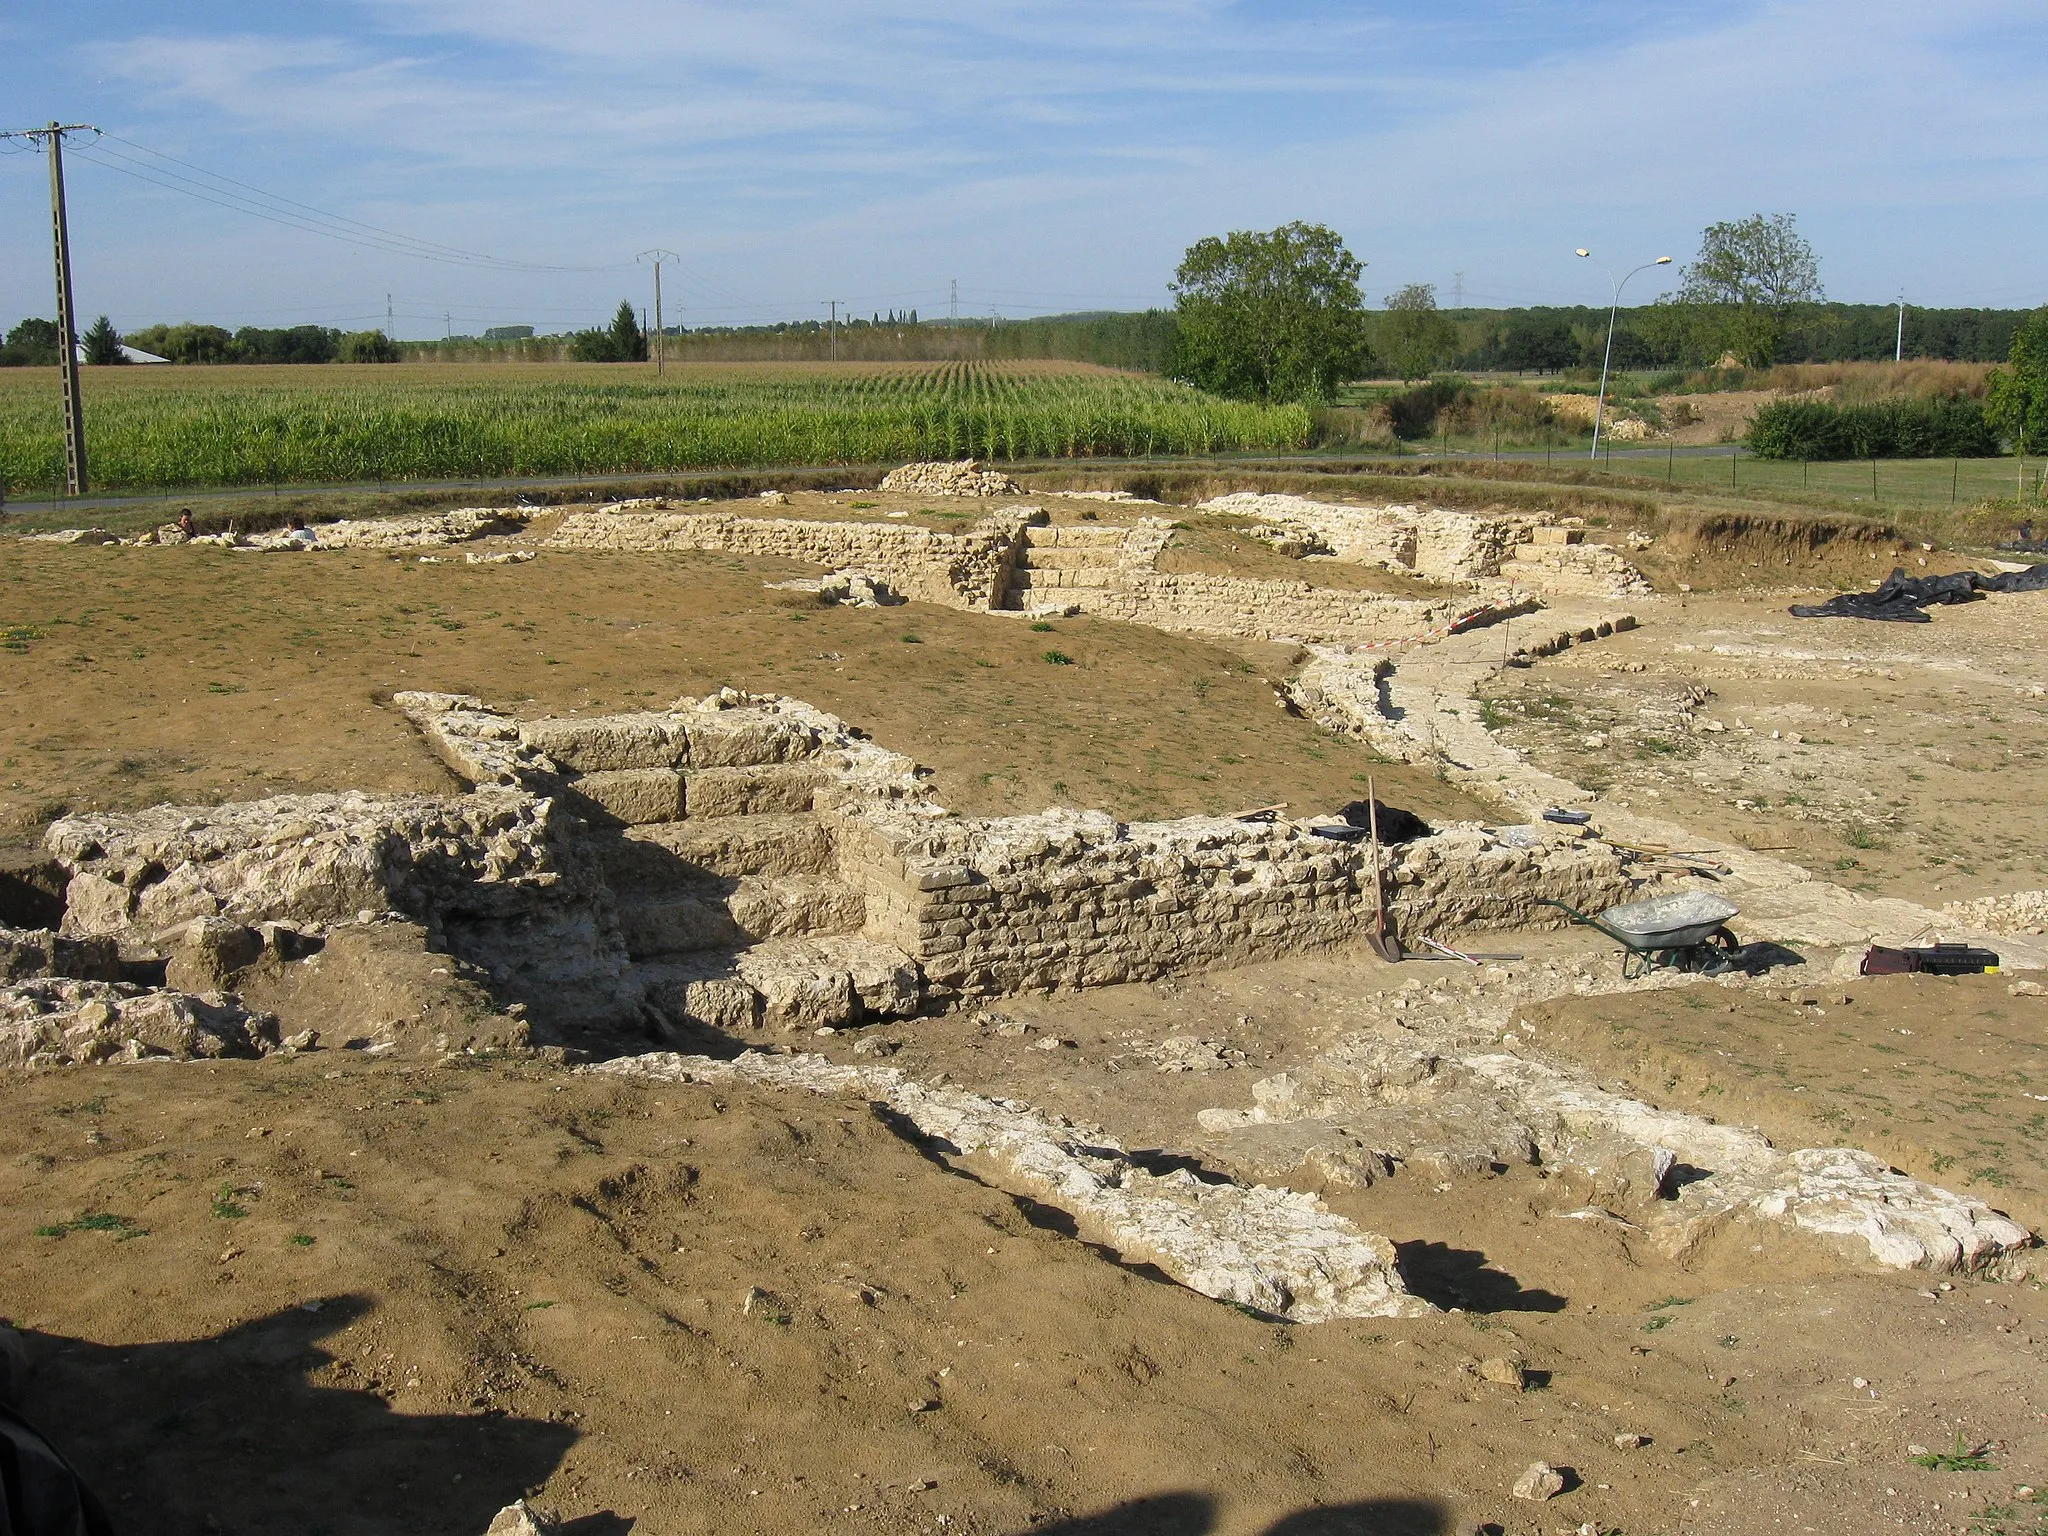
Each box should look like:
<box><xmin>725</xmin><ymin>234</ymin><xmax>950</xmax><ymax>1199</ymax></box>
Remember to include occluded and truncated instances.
<box><xmin>1478</xmin><ymin>588</ymin><xmax>2048</xmax><ymax>904</ymax></box>
<box><xmin>0</xmin><ymin>498</ymin><xmax>1482</xmax><ymax>842</ymax></box>
<box><xmin>6</xmin><ymin>944</ymin><xmax>2046</xmax><ymax>1536</ymax></box>
<box><xmin>5</xmin><ymin>491</ymin><xmax>2048</xmax><ymax>1536</ymax></box>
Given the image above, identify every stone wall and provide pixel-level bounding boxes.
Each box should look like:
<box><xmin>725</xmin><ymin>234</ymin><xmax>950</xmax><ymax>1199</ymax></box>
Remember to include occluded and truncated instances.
<box><xmin>1200</xmin><ymin>493</ymin><xmax>1535</xmax><ymax>582</ymax></box>
<box><xmin>1004</xmin><ymin>522</ymin><xmax>1449</xmax><ymax>643</ymax></box>
<box><xmin>547</xmin><ymin>502</ymin><xmax>1038</xmax><ymax>609</ymax></box>
<box><xmin>40</xmin><ymin>689</ymin><xmax>1641</xmax><ymax>1044</ymax></box>
<box><xmin>831</xmin><ymin>803</ymin><xmax>1637</xmax><ymax>999</ymax></box>
<box><xmin>45</xmin><ymin>789</ymin><xmax>636</xmax><ymax>1028</ymax></box>
<box><xmin>1045</xmin><ymin>571</ymin><xmax>1453</xmax><ymax>644</ymax></box>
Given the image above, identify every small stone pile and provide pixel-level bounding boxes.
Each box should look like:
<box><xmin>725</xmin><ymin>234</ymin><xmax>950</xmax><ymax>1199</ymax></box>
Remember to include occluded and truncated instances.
<box><xmin>1943</xmin><ymin>888</ymin><xmax>2048</xmax><ymax>936</ymax></box>
<box><xmin>878</xmin><ymin>460</ymin><xmax>1022</xmax><ymax>497</ymax></box>
<box><xmin>2</xmin><ymin>977</ymin><xmax>277</xmax><ymax>1068</ymax></box>
<box><xmin>764</xmin><ymin>568</ymin><xmax>905</xmax><ymax>607</ymax></box>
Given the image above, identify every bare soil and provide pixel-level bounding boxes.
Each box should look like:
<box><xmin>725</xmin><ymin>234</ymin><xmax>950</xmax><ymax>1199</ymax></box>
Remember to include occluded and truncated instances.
<box><xmin>1657</xmin><ymin>391</ymin><xmax>1775</xmax><ymax>448</ymax></box>
<box><xmin>7</xmin><ymin>508</ymin><xmax>2048</xmax><ymax>1536</ymax></box>
<box><xmin>1478</xmin><ymin>589</ymin><xmax>2048</xmax><ymax>903</ymax></box>
<box><xmin>5</xmin><ymin>948</ymin><xmax>2046</xmax><ymax>1535</ymax></box>
<box><xmin>0</xmin><ymin>528</ymin><xmax>1484</xmax><ymax>843</ymax></box>
<box><xmin>1518</xmin><ymin>971</ymin><xmax>2048</xmax><ymax>1235</ymax></box>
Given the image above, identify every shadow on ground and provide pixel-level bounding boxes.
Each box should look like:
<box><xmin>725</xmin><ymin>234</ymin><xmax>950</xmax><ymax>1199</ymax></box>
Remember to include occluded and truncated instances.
<box><xmin>13</xmin><ymin>1298</ymin><xmax>581</xmax><ymax>1536</ymax></box>
<box><xmin>1021</xmin><ymin>1493</ymin><xmax>1452</xmax><ymax>1535</ymax></box>
<box><xmin>1392</xmin><ymin>1240</ymin><xmax>1567</xmax><ymax>1313</ymax></box>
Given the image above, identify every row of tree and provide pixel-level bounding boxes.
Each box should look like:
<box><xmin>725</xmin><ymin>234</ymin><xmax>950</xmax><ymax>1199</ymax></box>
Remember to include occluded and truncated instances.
<box><xmin>1</xmin><ymin>315</ymin><xmax>131</xmax><ymax>366</ymax></box>
<box><xmin>0</xmin><ymin>317</ymin><xmax>403</xmax><ymax>366</ymax></box>
<box><xmin>1166</xmin><ymin>214</ymin><xmax>2040</xmax><ymax>400</ymax></box>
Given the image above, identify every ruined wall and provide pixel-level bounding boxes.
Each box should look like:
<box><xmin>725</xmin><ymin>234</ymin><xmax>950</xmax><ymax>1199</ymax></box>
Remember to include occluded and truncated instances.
<box><xmin>1200</xmin><ymin>493</ymin><xmax>1535</xmax><ymax>582</ymax></box>
<box><xmin>1006</xmin><ymin>523</ymin><xmax>1448</xmax><ymax>643</ymax></box>
<box><xmin>45</xmin><ymin>789</ymin><xmax>635</xmax><ymax>1027</ymax></box>
<box><xmin>1035</xmin><ymin>571</ymin><xmax>1452</xmax><ymax>644</ymax></box>
<box><xmin>546</xmin><ymin>502</ymin><xmax>1036</xmax><ymax>609</ymax></box>
<box><xmin>832</xmin><ymin>804</ymin><xmax>1637</xmax><ymax>998</ymax></box>
<box><xmin>36</xmin><ymin>688</ymin><xmax>1641</xmax><ymax>1047</ymax></box>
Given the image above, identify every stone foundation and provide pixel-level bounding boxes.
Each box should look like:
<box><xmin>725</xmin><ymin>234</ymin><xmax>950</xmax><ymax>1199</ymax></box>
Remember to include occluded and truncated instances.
<box><xmin>546</xmin><ymin>502</ymin><xmax>1039</xmax><ymax>609</ymax></box>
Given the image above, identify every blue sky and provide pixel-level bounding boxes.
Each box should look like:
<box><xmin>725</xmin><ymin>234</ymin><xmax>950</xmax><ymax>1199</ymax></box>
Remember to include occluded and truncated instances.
<box><xmin>3</xmin><ymin>0</ymin><xmax>2044</xmax><ymax>338</ymax></box>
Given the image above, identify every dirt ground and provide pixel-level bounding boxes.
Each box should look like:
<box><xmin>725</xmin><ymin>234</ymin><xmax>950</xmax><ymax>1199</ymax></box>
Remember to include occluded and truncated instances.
<box><xmin>1517</xmin><ymin>971</ymin><xmax>2048</xmax><ymax>1236</ymax></box>
<box><xmin>1657</xmin><ymin>392</ymin><xmax>1774</xmax><ymax>448</ymax></box>
<box><xmin>8</xmin><ymin>501</ymin><xmax>2048</xmax><ymax>1536</ymax></box>
<box><xmin>1479</xmin><ymin>588</ymin><xmax>2048</xmax><ymax>903</ymax></box>
<box><xmin>5</xmin><ymin>946</ymin><xmax>2046</xmax><ymax>1536</ymax></box>
<box><xmin>0</xmin><ymin>520</ymin><xmax>1485</xmax><ymax>846</ymax></box>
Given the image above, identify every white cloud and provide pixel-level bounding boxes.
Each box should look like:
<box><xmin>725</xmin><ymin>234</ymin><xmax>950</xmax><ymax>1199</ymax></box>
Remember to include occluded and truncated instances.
<box><xmin>9</xmin><ymin>0</ymin><xmax>2041</xmax><ymax>328</ymax></box>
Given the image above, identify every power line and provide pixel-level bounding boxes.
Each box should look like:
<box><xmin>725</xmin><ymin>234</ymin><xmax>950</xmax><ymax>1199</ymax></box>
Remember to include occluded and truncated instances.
<box><xmin>67</xmin><ymin>132</ymin><xmax>630</xmax><ymax>274</ymax></box>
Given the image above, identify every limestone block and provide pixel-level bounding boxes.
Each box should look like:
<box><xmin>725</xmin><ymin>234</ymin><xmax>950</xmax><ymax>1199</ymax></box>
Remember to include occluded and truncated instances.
<box><xmin>62</xmin><ymin>873</ymin><xmax>135</xmax><ymax>935</ymax></box>
<box><xmin>625</xmin><ymin>816</ymin><xmax>832</xmax><ymax>879</ymax></box>
<box><xmin>684</xmin><ymin>714</ymin><xmax>822</xmax><ymax>768</ymax></box>
<box><xmin>726</xmin><ymin>875</ymin><xmax>865</xmax><ymax>941</ymax></box>
<box><xmin>163</xmin><ymin>918</ymin><xmax>265</xmax><ymax>993</ymax></box>
<box><xmin>0</xmin><ymin>926</ymin><xmax>122</xmax><ymax>985</ymax></box>
<box><xmin>565</xmin><ymin>769</ymin><xmax>686</xmax><ymax>825</ymax></box>
<box><xmin>684</xmin><ymin>764</ymin><xmax>823</xmax><ymax>817</ymax></box>
<box><xmin>642</xmin><ymin>967</ymin><xmax>760</xmax><ymax>1034</ymax></box>
<box><xmin>745</xmin><ymin>959</ymin><xmax>857</xmax><ymax>1030</ymax></box>
<box><xmin>3</xmin><ymin>979</ymin><xmax>277</xmax><ymax>1068</ymax></box>
<box><xmin>519</xmin><ymin>713</ymin><xmax>690</xmax><ymax>772</ymax></box>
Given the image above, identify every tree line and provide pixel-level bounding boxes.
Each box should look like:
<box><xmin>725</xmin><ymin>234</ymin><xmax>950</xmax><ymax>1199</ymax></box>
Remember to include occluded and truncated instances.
<box><xmin>0</xmin><ymin>318</ymin><xmax>401</xmax><ymax>366</ymax></box>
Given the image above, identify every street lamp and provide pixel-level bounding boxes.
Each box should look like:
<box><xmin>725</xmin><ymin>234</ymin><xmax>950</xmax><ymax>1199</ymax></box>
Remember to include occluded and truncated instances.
<box><xmin>1576</xmin><ymin>249</ymin><xmax>1672</xmax><ymax>459</ymax></box>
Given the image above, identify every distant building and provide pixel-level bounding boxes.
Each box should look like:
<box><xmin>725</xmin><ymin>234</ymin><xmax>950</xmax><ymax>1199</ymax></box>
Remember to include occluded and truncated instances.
<box><xmin>74</xmin><ymin>343</ymin><xmax>169</xmax><ymax>363</ymax></box>
<box><xmin>483</xmin><ymin>325</ymin><xmax>535</xmax><ymax>341</ymax></box>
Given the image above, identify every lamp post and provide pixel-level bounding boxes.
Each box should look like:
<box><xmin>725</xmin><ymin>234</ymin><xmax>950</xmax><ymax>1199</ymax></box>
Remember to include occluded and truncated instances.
<box><xmin>1576</xmin><ymin>249</ymin><xmax>1672</xmax><ymax>460</ymax></box>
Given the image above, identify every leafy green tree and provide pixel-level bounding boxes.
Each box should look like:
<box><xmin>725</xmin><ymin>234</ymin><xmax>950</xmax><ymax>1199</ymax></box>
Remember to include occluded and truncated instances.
<box><xmin>572</xmin><ymin>300</ymin><xmax>650</xmax><ymax>363</ymax></box>
<box><xmin>1498</xmin><ymin>314</ymin><xmax>1578</xmax><ymax>373</ymax></box>
<box><xmin>1675</xmin><ymin>213</ymin><xmax>1823</xmax><ymax>367</ymax></box>
<box><xmin>1377</xmin><ymin>284</ymin><xmax>1456</xmax><ymax>381</ymax></box>
<box><xmin>339</xmin><ymin>329</ymin><xmax>402</xmax><ymax>363</ymax></box>
<box><xmin>231</xmin><ymin>325</ymin><xmax>341</xmax><ymax>363</ymax></box>
<box><xmin>0</xmin><ymin>317</ymin><xmax>61</xmax><ymax>366</ymax></box>
<box><xmin>124</xmin><ymin>323</ymin><xmax>236</xmax><ymax>364</ymax></box>
<box><xmin>1169</xmin><ymin>222</ymin><xmax>1370</xmax><ymax>401</ymax></box>
<box><xmin>1986</xmin><ymin>308</ymin><xmax>2048</xmax><ymax>456</ymax></box>
<box><xmin>81</xmin><ymin>314</ymin><xmax>127</xmax><ymax>365</ymax></box>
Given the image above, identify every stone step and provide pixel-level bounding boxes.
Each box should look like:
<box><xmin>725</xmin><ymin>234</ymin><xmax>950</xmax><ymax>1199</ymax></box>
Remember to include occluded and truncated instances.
<box><xmin>603</xmin><ymin>815</ymin><xmax>833</xmax><ymax>885</ymax></box>
<box><xmin>1022</xmin><ymin>547</ymin><xmax>1124</xmax><ymax>571</ymax></box>
<box><xmin>1011</xmin><ymin>568</ymin><xmax>1118</xmax><ymax>591</ymax></box>
<box><xmin>617</xmin><ymin>891</ymin><xmax>742</xmax><ymax>959</ymax></box>
<box><xmin>1023</xmin><ymin>525</ymin><xmax>1129</xmax><ymax>549</ymax></box>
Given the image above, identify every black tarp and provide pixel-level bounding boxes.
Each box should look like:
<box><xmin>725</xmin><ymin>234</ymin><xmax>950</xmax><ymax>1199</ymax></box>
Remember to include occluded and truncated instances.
<box><xmin>1789</xmin><ymin>564</ymin><xmax>2048</xmax><ymax>621</ymax></box>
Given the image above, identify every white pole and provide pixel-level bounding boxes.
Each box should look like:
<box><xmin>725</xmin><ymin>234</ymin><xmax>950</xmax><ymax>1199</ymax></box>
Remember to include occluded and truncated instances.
<box><xmin>1578</xmin><ymin>252</ymin><xmax>1672</xmax><ymax>461</ymax></box>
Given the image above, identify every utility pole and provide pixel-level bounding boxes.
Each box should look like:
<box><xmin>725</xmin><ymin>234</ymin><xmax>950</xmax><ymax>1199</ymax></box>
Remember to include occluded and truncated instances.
<box><xmin>825</xmin><ymin>300</ymin><xmax>840</xmax><ymax>361</ymax></box>
<box><xmin>1452</xmin><ymin>271</ymin><xmax>1465</xmax><ymax>308</ymax></box>
<box><xmin>639</xmin><ymin>250</ymin><xmax>678</xmax><ymax>374</ymax></box>
<box><xmin>949</xmin><ymin>278</ymin><xmax>958</xmax><ymax>359</ymax></box>
<box><xmin>387</xmin><ymin>293</ymin><xmax>394</xmax><ymax>335</ymax></box>
<box><xmin>2</xmin><ymin>121</ymin><xmax>99</xmax><ymax>496</ymax></box>
<box><xmin>1896</xmin><ymin>292</ymin><xmax>1906</xmax><ymax>363</ymax></box>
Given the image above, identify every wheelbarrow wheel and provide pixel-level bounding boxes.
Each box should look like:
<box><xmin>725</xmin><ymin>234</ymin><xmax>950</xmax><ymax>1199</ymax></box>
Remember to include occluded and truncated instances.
<box><xmin>1706</xmin><ymin>926</ymin><xmax>1739</xmax><ymax>952</ymax></box>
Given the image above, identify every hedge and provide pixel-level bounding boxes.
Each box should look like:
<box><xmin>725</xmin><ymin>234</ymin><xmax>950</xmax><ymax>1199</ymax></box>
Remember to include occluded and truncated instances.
<box><xmin>1747</xmin><ymin>398</ymin><xmax>2000</xmax><ymax>460</ymax></box>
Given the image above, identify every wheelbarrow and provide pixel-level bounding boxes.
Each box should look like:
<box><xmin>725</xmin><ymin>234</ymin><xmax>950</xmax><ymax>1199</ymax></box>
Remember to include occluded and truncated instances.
<box><xmin>1540</xmin><ymin>892</ymin><xmax>1741</xmax><ymax>978</ymax></box>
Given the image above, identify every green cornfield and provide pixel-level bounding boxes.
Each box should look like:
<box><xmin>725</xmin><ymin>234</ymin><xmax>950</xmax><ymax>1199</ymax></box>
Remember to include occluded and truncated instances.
<box><xmin>0</xmin><ymin>360</ymin><xmax>1310</xmax><ymax>494</ymax></box>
